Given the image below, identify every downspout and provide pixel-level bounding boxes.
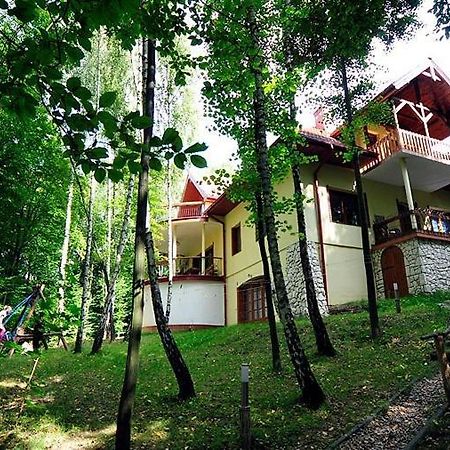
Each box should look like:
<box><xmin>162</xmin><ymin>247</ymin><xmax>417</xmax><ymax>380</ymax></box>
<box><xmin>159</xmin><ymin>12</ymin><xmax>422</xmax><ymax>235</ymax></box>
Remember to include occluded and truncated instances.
<box><xmin>211</xmin><ymin>215</ymin><xmax>227</xmax><ymax>326</ymax></box>
<box><xmin>313</xmin><ymin>163</ymin><xmax>328</xmax><ymax>304</ymax></box>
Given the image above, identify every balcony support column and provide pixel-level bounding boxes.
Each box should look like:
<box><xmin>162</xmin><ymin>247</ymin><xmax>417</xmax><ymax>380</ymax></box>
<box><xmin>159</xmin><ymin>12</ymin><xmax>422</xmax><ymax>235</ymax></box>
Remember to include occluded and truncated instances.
<box><xmin>201</xmin><ymin>222</ymin><xmax>206</xmax><ymax>275</ymax></box>
<box><xmin>399</xmin><ymin>157</ymin><xmax>417</xmax><ymax>230</ymax></box>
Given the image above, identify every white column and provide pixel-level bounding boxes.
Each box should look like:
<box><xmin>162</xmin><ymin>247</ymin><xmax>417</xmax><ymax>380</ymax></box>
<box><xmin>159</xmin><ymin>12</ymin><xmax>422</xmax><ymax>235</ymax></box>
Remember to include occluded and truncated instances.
<box><xmin>172</xmin><ymin>224</ymin><xmax>177</xmax><ymax>275</ymax></box>
<box><xmin>201</xmin><ymin>222</ymin><xmax>206</xmax><ymax>275</ymax></box>
<box><xmin>399</xmin><ymin>157</ymin><xmax>417</xmax><ymax>230</ymax></box>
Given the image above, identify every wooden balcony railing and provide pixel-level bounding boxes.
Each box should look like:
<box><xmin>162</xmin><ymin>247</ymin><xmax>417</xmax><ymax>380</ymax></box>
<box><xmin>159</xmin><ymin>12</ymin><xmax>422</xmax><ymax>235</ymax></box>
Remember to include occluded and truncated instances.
<box><xmin>157</xmin><ymin>256</ymin><xmax>223</xmax><ymax>278</ymax></box>
<box><xmin>174</xmin><ymin>201</ymin><xmax>205</xmax><ymax>219</ymax></box>
<box><xmin>373</xmin><ymin>208</ymin><xmax>450</xmax><ymax>245</ymax></box>
<box><xmin>362</xmin><ymin>128</ymin><xmax>450</xmax><ymax>172</ymax></box>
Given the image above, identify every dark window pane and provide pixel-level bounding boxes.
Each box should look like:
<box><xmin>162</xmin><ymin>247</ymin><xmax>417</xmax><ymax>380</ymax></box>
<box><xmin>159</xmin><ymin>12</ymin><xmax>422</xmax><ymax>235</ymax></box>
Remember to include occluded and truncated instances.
<box><xmin>232</xmin><ymin>223</ymin><xmax>242</xmax><ymax>255</ymax></box>
<box><xmin>329</xmin><ymin>189</ymin><xmax>360</xmax><ymax>226</ymax></box>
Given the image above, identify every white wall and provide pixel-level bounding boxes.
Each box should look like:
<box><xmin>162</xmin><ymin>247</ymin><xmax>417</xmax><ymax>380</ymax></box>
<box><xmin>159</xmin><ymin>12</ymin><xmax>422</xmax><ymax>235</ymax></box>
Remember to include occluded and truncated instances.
<box><xmin>143</xmin><ymin>280</ymin><xmax>225</xmax><ymax>327</ymax></box>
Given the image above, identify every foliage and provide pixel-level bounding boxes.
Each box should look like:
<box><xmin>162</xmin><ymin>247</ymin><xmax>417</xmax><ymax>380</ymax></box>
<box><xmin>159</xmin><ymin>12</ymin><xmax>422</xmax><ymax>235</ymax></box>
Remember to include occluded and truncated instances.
<box><xmin>0</xmin><ymin>292</ymin><xmax>448</xmax><ymax>447</ymax></box>
<box><xmin>0</xmin><ymin>108</ymin><xmax>70</xmax><ymax>308</ymax></box>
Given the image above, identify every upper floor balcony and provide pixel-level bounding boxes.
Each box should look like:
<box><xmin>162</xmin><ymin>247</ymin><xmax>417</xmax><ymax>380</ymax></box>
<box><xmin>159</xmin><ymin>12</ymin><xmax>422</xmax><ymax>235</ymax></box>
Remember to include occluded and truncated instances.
<box><xmin>363</xmin><ymin>128</ymin><xmax>450</xmax><ymax>172</ymax></box>
<box><xmin>157</xmin><ymin>256</ymin><xmax>224</xmax><ymax>280</ymax></box>
<box><xmin>362</xmin><ymin>128</ymin><xmax>450</xmax><ymax>193</ymax></box>
<box><xmin>173</xmin><ymin>201</ymin><xmax>207</xmax><ymax>220</ymax></box>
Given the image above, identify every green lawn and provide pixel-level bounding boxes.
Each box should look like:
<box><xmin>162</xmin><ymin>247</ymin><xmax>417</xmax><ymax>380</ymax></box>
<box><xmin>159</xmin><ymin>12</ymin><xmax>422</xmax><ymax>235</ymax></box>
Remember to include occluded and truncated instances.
<box><xmin>1</xmin><ymin>293</ymin><xmax>449</xmax><ymax>449</ymax></box>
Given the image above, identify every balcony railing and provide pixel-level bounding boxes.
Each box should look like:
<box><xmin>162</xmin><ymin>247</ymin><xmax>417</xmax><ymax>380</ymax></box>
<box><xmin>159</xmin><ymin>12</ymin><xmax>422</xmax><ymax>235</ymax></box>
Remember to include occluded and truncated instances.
<box><xmin>173</xmin><ymin>201</ymin><xmax>205</xmax><ymax>219</ymax></box>
<box><xmin>363</xmin><ymin>128</ymin><xmax>450</xmax><ymax>172</ymax></box>
<box><xmin>373</xmin><ymin>208</ymin><xmax>450</xmax><ymax>245</ymax></box>
<box><xmin>157</xmin><ymin>256</ymin><xmax>223</xmax><ymax>278</ymax></box>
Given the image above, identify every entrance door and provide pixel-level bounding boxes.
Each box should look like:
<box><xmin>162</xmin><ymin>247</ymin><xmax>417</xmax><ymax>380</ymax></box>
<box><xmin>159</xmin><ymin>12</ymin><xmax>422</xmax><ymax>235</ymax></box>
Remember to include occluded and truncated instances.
<box><xmin>381</xmin><ymin>246</ymin><xmax>409</xmax><ymax>298</ymax></box>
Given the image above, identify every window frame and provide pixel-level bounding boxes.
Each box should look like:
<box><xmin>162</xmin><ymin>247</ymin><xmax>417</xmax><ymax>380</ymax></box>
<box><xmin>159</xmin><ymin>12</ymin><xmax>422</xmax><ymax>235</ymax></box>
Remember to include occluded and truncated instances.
<box><xmin>328</xmin><ymin>187</ymin><xmax>362</xmax><ymax>227</ymax></box>
<box><xmin>231</xmin><ymin>222</ymin><xmax>242</xmax><ymax>255</ymax></box>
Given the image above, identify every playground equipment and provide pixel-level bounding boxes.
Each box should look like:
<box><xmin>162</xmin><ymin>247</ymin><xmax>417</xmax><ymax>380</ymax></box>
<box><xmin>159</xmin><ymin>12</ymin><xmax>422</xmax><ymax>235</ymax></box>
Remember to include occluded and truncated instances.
<box><xmin>1</xmin><ymin>285</ymin><xmax>68</xmax><ymax>355</ymax></box>
<box><xmin>0</xmin><ymin>285</ymin><xmax>44</xmax><ymax>343</ymax></box>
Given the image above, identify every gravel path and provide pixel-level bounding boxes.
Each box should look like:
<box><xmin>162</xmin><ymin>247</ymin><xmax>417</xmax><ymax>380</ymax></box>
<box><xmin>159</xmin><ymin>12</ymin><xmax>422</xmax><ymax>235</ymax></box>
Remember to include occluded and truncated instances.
<box><xmin>338</xmin><ymin>375</ymin><xmax>444</xmax><ymax>450</ymax></box>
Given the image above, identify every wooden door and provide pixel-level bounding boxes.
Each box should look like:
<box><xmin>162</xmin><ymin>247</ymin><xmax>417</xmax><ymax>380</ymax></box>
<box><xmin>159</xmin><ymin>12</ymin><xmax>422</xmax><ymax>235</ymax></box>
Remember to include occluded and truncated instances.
<box><xmin>237</xmin><ymin>277</ymin><xmax>268</xmax><ymax>323</ymax></box>
<box><xmin>381</xmin><ymin>246</ymin><xmax>409</xmax><ymax>298</ymax></box>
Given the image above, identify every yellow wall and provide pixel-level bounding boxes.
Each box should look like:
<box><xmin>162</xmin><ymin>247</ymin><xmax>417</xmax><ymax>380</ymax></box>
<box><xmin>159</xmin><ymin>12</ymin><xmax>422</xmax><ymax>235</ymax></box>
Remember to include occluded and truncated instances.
<box><xmin>223</xmin><ymin>161</ymin><xmax>450</xmax><ymax>323</ymax></box>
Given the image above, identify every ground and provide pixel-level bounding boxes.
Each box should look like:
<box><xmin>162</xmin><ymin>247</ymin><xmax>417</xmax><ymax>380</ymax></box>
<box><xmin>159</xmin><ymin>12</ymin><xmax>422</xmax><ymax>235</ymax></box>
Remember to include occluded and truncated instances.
<box><xmin>0</xmin><ymin>293</ymin><xmax>448</xmax><ymax>449</ymax></box>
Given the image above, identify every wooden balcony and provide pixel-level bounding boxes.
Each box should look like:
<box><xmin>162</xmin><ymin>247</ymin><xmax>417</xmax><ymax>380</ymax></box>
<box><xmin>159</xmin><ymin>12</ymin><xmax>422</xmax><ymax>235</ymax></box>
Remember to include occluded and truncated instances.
<box><xmin>173</xmin><ymin>201</ymin><xmax>205</xmax><ymax>219</ymax></box>
<box><xmin>157</xmin><ymin>256</ymin><xmax>224</xmax><ymax>279</ymax></box>
<box><xmin>362</xmin><ymin>128</ymin><xmax>450</xmax><ymax>173</ymax></box>
<box><xmin>373</xmin><ymin>208</ymin><xmax>450</xmax><ymax>246</ymax></box>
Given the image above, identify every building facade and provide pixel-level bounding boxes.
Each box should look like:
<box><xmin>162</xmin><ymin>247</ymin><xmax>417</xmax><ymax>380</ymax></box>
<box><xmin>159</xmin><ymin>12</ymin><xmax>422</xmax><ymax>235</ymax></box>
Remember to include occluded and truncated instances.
<box><xmin>143</xmin><ymin>59</ymin><xmax>450</xmax><ymax>330</ymax></box>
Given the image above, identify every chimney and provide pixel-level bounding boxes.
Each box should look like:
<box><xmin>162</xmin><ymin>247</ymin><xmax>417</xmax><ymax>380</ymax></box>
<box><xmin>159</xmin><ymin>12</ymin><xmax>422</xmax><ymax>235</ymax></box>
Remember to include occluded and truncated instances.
<box><xmin>314</xmin><ymin>107</ymin><xmax>325</xmax><ymax>131</ymax></box>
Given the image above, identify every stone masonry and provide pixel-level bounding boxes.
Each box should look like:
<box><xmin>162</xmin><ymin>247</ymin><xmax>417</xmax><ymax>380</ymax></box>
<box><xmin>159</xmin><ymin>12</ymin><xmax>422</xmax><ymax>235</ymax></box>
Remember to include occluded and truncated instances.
<box><xmin>372</xmin><ymin>237</ymin><xmax>450</xmax><ymax>298</ymax></box>
<box><xmin>285</xmin><ymin>241</ymin><xmax>329</xmax><ymax>316</ymax></box>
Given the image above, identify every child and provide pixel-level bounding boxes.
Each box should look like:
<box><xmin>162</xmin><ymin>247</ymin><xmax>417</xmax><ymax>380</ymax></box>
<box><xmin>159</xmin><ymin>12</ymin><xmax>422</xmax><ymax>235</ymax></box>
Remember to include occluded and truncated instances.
<box><xmin>0</xmin><ymin>305</ymin><xmax>12</xmax><ymax>341</ymax></box>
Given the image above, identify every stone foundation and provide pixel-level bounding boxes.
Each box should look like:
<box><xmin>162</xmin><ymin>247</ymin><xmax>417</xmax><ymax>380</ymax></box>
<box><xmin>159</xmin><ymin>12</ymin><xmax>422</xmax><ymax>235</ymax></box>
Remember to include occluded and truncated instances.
<box><xmin>372</xmin><ymin>237</ymin><xmax>450</xmax><ymax>298</ymax></box>
<box><xmin>285</xmin><ymin>241</ymin><xmax>329</xmax><ymax>316</ymax></box>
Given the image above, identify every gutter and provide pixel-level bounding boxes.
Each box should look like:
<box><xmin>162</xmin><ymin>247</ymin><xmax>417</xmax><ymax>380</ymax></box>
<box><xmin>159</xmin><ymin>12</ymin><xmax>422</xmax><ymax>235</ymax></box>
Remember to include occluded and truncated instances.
<box><xmin>313</xmin><ymin>163</ymin><xmax>329</xmax><ymax>304</ymax></box>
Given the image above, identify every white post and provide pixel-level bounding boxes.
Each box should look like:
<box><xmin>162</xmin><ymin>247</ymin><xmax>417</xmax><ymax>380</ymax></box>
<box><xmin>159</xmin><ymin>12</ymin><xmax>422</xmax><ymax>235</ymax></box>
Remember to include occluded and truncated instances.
<box><xmin>172</xmin><ymin>224</ymin><xmax>177</xmax><ymax>275</ymax></box>
<box><xmin>201</xmin><ymin>222</ymin><xmax>206</xmax><ymax>275</ymax></box>
<box><xmin>393</xmin><ymin>102</ymin><xmax>404</xmax><ymax>148</ymax></box>
<box><xmin>399</xmin><ymin>157</ymin><xmax>417</xmax><ymax>230</ymax></box>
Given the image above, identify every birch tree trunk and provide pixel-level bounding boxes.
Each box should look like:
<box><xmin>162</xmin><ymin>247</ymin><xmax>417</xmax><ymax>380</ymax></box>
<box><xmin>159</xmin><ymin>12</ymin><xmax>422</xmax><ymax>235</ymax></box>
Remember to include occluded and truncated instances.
<box><xmin>291</xmin><ymin>163</ymin><xmax>336</xmax><ymax>356</ymax></box>
<box><xmin>340</xmin><ymin>59</ymin><xmax>380</xmax><ymax>338</ymax></box>
<box><xmin>255</xmin><ymin>192</ymin><xmax>282</xmax><ymax>372</ymax></box>
<box><xmin>115</xmin><ymin>40</ymin><xmax>149</xmax><ymax>450</ymax></box>
<box><xmin>91</xmin><ymin>175</ymin><xmax>134</xmax><ymax>354</ymax></box>
<box><xmin>247</xmin><ymin>7</ymin><xmax>325</xmax><ymax>409</ymax></box>
<box><xmin>142</xmin><ymin>41</ymin><xmax>195</xmax><ymax>401</ymax></box>
<box><xmin>165</xmin><ymin>162</ymin><xmax>173</xmax><ymax>322</ymax></box>
<box><xmin>58</xmin><ymin>170</ymin><xmax>74</xmax><ymax>313</ymax></box>
<box><xmin>74</xmin><ymin>175</ymin><xmax>95</xmax><ymax>353</ymax></box>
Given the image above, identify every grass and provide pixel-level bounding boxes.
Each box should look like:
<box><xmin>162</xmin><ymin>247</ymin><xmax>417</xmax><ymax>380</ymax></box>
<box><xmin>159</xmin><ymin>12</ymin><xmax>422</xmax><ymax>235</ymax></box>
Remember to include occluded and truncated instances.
<box><xmin>0</xmin><ymin>292</ymin><xmax>449</xmax><ymax>449</ymax></box>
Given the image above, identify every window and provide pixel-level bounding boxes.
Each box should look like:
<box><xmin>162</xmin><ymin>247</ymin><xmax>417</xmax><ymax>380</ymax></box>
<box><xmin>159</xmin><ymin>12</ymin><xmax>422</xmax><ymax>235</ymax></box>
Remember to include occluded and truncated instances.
<box><xmin>237</xmin><ymin>277</ymin><xmax>268</xmax><ymax>323</ymax></box>
<box><xmin>329</xmin><ymin>189</ymin><xmax>360</xmax><ymax>226</ymax></box>
<box><xmin>231</xmin><ymin>223</ymin><xmax>242</xmax><ymax>255</ymax></box>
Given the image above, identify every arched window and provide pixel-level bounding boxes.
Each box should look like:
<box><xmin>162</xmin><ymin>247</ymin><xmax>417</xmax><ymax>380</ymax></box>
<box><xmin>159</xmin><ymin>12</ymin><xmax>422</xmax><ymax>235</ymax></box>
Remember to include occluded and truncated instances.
<box><xmin>237</xmin><ymin>277</ymin><xmax>268</xmax><ymax>323</ymax></box>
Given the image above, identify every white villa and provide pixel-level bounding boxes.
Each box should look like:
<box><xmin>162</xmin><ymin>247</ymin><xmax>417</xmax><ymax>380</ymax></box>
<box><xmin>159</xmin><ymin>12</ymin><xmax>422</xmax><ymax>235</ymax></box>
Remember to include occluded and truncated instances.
<box><xmin>143</xmin><ymin>59</ymin><xmax>450</xmax><ymax>330</ymax></box>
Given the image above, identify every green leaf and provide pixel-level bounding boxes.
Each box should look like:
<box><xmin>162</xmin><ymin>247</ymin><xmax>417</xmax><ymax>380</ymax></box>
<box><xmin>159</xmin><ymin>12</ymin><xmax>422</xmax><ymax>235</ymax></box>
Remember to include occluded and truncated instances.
<box><xmin>78</xmin><ymin>35</ymin><xmax>92</xmax><ymax>52</ymax></box>
<box><xmin>0</xmin><ymin>0</ymin><xmax>8</xmax><ymax>9</ymax></box>
<box><xmin>67</xmin><ymin>77</ymin><xmax>81</xmax><ymax>91</ymax></box>
<box><xmin>94</xmin><ymin>167</ymin><xmax>106</xmax><ymax>183</ymax></box>
<box><xmin>90</xmin><ymin>147</ymin><xmax>108</xmax><ymax>159</ymax></box>
<box><xmin>81</xmin><ymin>161</ymin><xmax>91</xmax><ymax>174</ymax></box>
<box><xmin>190</xmin><ymin>155</ymin><xmax>207</xmax><ymax>168</ymax></box>
<box><xmin>99</xmin><ymin>91</ymin><xmax>117</xmax><ymax>108</ymax></box>
<box><xmin>162</xmin><ymin>128</ymin><xmax>179</xmax><ymax>145</ymax></box>
<box><xmin>97</xmin><ymin>111</ymin><xmax>117</xmax><ymax>135</ymax></box>
<box><xmin>174</xmin><ymin>153</ymin><xmax>187</xmax><ymax>170</ymax></box>
<box><xmin>185</xmin><ymin>142</ymin><xmax>208</xmax><ymax>154</ymax></box>
<box><xmin>128</xmin><ymin>160</ymin><xmax>141</xmax><ymax>174</ymax></box>
<box><xmin>172</xmin><ymin>136</ymin><xmax>183</xmax><ymax>152</ymax></box>
<box><xmin>108</xmin><ymin>169</ymin><xmax>123</xmax><ymax>182</ymax></box>
<box><xmin>149</xmin><ymin>158</ymin><xmax>162</xmax><ymax>171</ymax></box>
<box><xmin>113</xmin><ymin>155</ymin><xmax>127</xmax><ymax>170</ymax></box>
<box><xmin>148</xmin><ymin>136</ymin><xmax>162</xmax><ymax>147</ymax></box>
<box><xmin>131</xmin><ymin>115</ymin><xmax>152</xmax><ymax>129</ymax></box>
<box><xmin>75</xmin><ymin>86</ymin><xmax>92</xmax><ymax>102</ymax></box>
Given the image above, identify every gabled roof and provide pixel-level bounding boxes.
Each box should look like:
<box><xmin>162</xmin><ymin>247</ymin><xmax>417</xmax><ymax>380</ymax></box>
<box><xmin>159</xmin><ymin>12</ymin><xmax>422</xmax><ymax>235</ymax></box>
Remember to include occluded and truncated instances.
<box><xmin>180</xmin><ymin>174</ymin><xmax>218</xmax><ymax>203</ymax></box>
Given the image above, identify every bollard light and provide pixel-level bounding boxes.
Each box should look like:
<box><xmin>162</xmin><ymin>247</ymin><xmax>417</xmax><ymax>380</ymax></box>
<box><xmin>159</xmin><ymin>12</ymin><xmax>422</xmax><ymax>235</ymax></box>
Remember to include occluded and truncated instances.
<box><xmin>240</xmin><ymin>363</ymin><xmax>251</xmax><ymax>449</ymax></box>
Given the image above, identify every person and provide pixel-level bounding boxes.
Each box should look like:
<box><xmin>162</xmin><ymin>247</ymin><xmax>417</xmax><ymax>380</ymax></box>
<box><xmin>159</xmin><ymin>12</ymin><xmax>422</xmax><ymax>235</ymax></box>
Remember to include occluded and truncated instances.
<box><xmin>0</xmin><ymin>305</ymin><xmax>12</xmax><ymax>341</ymax></box>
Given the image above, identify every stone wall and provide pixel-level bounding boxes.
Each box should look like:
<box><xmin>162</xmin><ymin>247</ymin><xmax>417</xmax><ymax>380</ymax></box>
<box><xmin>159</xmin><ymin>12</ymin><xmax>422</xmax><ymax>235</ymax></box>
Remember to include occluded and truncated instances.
<box><xmin>285</xmin><ymin>241</ymin><xmax>329</xmax><ymax>316</ymax></box>
<box><xmin>372</xmin><ymin>237</ymin><xmax>450</xmax><ymax>298</ymax></box>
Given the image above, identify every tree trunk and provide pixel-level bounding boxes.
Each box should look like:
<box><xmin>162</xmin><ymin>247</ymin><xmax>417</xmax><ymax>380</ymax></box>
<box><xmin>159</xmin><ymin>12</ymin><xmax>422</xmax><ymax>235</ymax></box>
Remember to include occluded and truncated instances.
<box><xmin>74</xmin><ymin>175</ymin><xmax>95</xmax><ymax>353</ymax></box>
<box><xmin>115</xmin><ymin>40</ymin><xmax>150</xmax><ymax>450</ymax></box>
<box><xmin>105</xmin><ymin>177</ymin><xmax>114</xmax><ymax>339</ymax></box>
<box><xmin>58</xmin><ymin>170</ymin><xmax>74</xmax><ymax>313</ymax></box>
<box><xmin>247</xmin><ymin>7</ymin><xmax>325</xmax><ymax>409</ymax></box>
<box><xmin>255</xmin><ymin>192</ymin><xmax>282</xmax><ymax>372</ymax></box>
<box><xmin>291</xmin><ymin>164</ymin><xmax>336</xmax><ymax>356</ymax></box>
<box><xmin>142</xmin><ymin>42</ymin><xmax>195</xmax><ymax>401</ymax></box>
<box><xmin>91</xmin><ymin>175</ymin><xmax>134</xmax><ymax>354</ymax></box>
<box><xmin>165</xmin><ymin>161</ymin><xmax>174</xmax><ymax>322</ymax></box>
<box><xmin>340</xmin><ymin>59</ymin><xmax>380</xmax><ymax>339</ymax></box>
